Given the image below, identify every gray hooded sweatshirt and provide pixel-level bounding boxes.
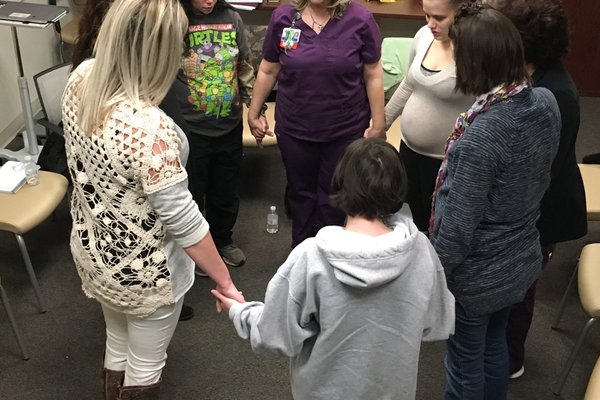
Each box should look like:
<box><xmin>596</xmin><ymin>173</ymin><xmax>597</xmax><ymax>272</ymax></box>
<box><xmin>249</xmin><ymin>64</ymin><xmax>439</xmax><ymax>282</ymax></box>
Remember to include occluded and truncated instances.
<box><xmin>228</xmin><ymin>214</ymin><xmax>454</xmax><ymax>400</ymax></box>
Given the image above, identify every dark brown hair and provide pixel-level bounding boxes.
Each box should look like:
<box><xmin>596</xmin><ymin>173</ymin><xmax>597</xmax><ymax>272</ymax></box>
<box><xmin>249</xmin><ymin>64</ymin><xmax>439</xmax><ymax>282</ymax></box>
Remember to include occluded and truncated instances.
<box><xmin>330</xmin><ymin>139</ymin><xmax>407</xmax><ymax>220</ymax></box>
<box><xmin>178</xmin><ymin>0</ymin><xmax>232</xmax><ymax>14</ymax></box>
<box><xmin>71</xmin><ymin>0</ymin><xmax>113</xmax><ymax>69</ymax></box>
<box><xmin>179</xmin><ymin>0</ymin><xmax>232</xmax><ymax>58</ymax></box>
<box><xmin>419</xmin><ymin>0</ymin><xmax>475</xmax><ymax>7</ymax></box>
<box><xmin>450</xmin><ymin>3</ymin><xmax>528</xmax><ymax>95</ymax></box>
<box><xmin>487</xmin><ymin>0</ymin><xmax>570</xmax><ymax>69</ymax></box>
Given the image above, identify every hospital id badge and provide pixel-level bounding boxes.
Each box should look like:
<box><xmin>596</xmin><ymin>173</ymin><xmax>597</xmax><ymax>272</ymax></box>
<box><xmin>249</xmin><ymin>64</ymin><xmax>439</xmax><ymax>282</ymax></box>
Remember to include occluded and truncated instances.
<box><xmin>280</xmin><ymin>28</ymin><xmax>301</xmax><ymax>50</ymax></box>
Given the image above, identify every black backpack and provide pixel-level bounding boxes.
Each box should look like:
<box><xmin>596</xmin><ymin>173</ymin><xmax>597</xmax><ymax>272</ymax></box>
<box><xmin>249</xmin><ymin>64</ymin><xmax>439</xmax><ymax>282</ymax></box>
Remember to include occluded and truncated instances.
<box><xmin>37</xmin><ymin>131</ymin><xmax>71</xmax><ymax>184</ymax></box>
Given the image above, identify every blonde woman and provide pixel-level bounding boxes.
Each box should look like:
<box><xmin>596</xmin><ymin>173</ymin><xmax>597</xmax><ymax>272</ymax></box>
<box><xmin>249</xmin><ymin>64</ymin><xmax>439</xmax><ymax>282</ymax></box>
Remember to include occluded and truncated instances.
<box><xmin>61</xmin><ymin>0</ymin><xmax>244</xmax><ymax>398</ymax></box>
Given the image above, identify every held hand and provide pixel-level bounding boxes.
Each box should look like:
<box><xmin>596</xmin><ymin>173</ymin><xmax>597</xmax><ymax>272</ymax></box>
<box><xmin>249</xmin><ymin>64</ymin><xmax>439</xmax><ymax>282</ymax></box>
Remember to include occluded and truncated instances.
<box><xmin>211</xmin><ymin>289</ymin><xmax>241</xmax><ymax>313</ymax></box>
<box><xmin>255</xmin><ymin>115</ymin><xmax>274</xmax><ymax>148</ymax></box>
<box><xmin>248</xmin><ymin>114</ymin><xmax>267</xmax><ymax>139</ymax></box>
<box><xmin>259</xmin><ymin>115</ymin><xmax>273</xmax><ymax>137</ymax></box>
<box><xmin>213</xmin><ymin>280</ymin><xmax>244</xmax><ymax>312</ymax></box>
<box><xmin>363</xmin><ymin>125</ymin><xmax>386</xmax><ymax>139</ymax></box>
<box><xmin>248</xmin><ymin>115</ymin><xmax>273</xmax><ymax>148</ymax></box>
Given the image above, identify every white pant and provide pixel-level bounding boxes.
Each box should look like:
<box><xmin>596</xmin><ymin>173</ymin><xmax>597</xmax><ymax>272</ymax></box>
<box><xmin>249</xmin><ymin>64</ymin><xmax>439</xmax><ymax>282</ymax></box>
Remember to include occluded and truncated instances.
<box><xmin>101</xmin><ymin>298</ymin><xmax>183</xmax><ymax>386</ymax></box>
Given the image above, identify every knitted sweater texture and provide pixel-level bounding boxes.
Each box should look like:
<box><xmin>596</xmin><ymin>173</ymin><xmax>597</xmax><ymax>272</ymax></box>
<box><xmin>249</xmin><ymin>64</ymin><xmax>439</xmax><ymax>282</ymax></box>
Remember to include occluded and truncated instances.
<box><xmin>430</xmin><ymin>88</ymin><xmax>560</xmax><ymax>316</ymax></box>
<box><xmin>62</xmin><ymin>61</ymin><xmax>192</xmax><ymax>316</ymax></box>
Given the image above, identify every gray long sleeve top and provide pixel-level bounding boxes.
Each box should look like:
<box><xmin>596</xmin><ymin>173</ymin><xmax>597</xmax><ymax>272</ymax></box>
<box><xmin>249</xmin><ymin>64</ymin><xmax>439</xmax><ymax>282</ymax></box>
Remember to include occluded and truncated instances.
<box><xmin>147</xmin><ymin>124</ymin><xmax>208</xmax><ymax>303</ymax></box>
<box><xmin>430</xmin><ymin>88</ymin><xmax>560</xmax><ymax>316</ymax></box>
<box><xmin>228</xmin><ymin>214</ymin><xmax>454</xmax><ymax>400</ymax></box>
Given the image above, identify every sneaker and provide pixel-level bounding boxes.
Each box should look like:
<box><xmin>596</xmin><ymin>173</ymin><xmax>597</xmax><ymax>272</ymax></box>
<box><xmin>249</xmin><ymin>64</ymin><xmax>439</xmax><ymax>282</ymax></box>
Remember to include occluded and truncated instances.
<box><xmin>219</xmin><ymin>244</ymin><xmax>246</xmax><ymax>267</ymax></box>
<box><xmin>195</xmin><ymin>269</ymin><xmax>208</xmax><ymax>277</ymax></box>
<box><xmin>195</xmin><ymin>265</ymin><xmax>209</xmax><ymax>277</ymax></box>
<box><xmin>510</xmin><ymin>365</ymin><xmax>525</xmax><ymax>379</ymax></box>
<box><xmin>179</xmin><ymin>304</ymin><xmax>194</xmax><ymax>321</ymax></box>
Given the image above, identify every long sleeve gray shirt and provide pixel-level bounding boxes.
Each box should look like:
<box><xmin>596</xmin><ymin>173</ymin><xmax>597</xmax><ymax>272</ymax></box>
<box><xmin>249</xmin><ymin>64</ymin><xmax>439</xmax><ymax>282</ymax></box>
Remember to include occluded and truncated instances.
<box><xmin>228</xmin><ymin>214</ymin><xmax>454</xmax><ymax>400</ymax></box>
<box><xmin>147</xmin><ymin>124</ymin><xmax>208</xmax><ymax>303</ymax></box>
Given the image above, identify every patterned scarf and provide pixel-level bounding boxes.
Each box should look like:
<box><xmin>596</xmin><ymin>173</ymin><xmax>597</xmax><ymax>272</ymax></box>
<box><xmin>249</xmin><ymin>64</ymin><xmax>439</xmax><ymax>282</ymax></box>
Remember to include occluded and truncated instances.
<box><xmin>428</xmin><ymin>80</ymin><xmax>531</xmax><ymax>234</ymax></box>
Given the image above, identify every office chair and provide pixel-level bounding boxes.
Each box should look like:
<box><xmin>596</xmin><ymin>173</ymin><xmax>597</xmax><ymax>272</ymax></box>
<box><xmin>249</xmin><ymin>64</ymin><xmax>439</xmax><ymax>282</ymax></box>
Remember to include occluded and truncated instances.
<box><xmin>0</xmin><ymin>275</ymin><xmax>29</xmax><ymax>360</ymax></box>
<box><xmin>585</xmin><ymin>357</ymin><xmax>600</xmax><ymax>400</ymax></box>
<box><xmin>33</xmin><ymin>62</ymin><xmax>71</xmax><ymax>138</ymax></box>
<box><xmin>550</xmin><ymin>164</ymin><xmax>600</xmax><ymax>395</ymax></box>
<box><xmin>551</xmin><ymin>243</ymin><xmax>600</xmax><ymax>395</ymax></box>
<box><xmin>552</xmin><ymin>164</ymin><xmax>600</xmax><ymax>394</ymax></box>
<box><xmin>0</xmin><ymin>171</ymin><xmax>69</xmax><ymax>314</ymax></box>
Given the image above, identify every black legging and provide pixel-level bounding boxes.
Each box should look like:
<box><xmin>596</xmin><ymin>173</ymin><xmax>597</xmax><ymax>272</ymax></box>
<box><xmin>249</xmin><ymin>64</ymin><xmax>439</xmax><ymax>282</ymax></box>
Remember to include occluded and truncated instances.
<box><xmin>399</xmin><ymin>141</ymin><xmax>442</xmax><ymax>232</ymax></box>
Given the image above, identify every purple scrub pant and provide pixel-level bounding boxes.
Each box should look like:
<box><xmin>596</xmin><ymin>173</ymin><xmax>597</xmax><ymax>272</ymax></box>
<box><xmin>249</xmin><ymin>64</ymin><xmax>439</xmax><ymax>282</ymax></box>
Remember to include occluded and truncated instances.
<box><xmin>277</xmin><ymin>133</ymin><xmax>358</xmax><ymax>247</ymax></box>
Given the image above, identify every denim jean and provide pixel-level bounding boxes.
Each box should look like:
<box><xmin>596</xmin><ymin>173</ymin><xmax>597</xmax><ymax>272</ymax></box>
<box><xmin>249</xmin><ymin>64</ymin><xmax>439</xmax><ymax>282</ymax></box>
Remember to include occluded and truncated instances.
<box><xmin>444</xmin><ymin>302</ymin><xmax>511</xmax><ymax>400</ymax></box>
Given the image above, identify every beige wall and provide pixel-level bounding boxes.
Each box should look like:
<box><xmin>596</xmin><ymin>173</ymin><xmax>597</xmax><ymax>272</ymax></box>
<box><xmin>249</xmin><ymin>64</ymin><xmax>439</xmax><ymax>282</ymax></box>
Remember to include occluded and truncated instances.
<box><xmin>239</xmin><ymin>8</ymin><xmax>423</xmax><ymax>37</ymax></box>
<box><xmin>0</xmin><ymin>3</ymin><xmax>423</xmax><ymax>148</ymax></box>
<box><xmin>0</xmin><ymin>0</ymin><xmax>72</xmax><ymax>147</ymax></box>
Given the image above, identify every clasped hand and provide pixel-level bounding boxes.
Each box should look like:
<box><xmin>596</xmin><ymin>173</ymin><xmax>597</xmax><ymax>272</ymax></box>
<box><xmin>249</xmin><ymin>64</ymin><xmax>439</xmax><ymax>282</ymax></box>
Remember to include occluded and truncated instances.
<box><xmin>213</xmin><ymin>282</ymin><xmax>244</xmax><ymax>313</ymax></box>
<box><xmin>248</xmin><ymin>114</ymin><xmax>273</xmax><ymax>148</ymax></box>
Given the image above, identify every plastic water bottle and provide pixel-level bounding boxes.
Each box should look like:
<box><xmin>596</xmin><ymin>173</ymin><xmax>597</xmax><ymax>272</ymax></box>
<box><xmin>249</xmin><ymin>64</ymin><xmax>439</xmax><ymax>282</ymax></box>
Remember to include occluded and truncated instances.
<box><xmin>23</xmin><ymin>155</ymin><xmax>40</xmax><ymax>186</ymax></box>
<box><xmin>266</xmin><ymin>205</ymin><xmax>279</xmax><ymax>234</ymax></box>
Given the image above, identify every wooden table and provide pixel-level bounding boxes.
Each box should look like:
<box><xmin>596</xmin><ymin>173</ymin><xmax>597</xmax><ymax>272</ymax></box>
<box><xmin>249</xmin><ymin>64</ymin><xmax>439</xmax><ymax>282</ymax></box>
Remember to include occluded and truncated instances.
<box><xmin>259</xmin><ymin>0</ymin><xmax>424</xmax><ymax>19</ymax></box>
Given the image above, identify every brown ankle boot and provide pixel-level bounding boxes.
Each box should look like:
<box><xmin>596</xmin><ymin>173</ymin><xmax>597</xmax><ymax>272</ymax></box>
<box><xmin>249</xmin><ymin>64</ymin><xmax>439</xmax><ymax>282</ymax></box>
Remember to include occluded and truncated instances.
<box><xmin>118</xmin><ymin>380</ymin><xmax>161</xmax><ymax>400</ymax></box>
<box><xmin>103</xmin><ymin>369</ymin><xmax>125</xmax><ymax>400</ymax></box>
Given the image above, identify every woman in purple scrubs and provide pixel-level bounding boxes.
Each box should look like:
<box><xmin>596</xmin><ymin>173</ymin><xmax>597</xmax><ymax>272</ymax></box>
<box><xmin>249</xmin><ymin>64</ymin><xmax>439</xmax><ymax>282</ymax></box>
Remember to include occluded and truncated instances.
<box><xmin>248</xmin><ymin>0</ymin><xmax>385</xmax><ymax>247</ymax></box>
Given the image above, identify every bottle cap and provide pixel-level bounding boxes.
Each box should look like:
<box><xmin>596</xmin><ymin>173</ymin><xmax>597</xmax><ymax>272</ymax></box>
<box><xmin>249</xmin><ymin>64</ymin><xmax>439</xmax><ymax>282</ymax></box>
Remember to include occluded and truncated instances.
<box><xmin>270</xmin><ymin>206</ymin><xmax>276</xmax><ymax>211</ymax></box>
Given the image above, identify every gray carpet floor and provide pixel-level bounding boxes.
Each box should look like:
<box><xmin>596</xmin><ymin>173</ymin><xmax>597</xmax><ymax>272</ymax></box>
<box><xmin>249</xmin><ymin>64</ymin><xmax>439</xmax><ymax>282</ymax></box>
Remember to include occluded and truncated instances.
<box><xmin>0</xmin><ymin>97</ymin><xmax>599</xmax><ymax>399</ymax></box>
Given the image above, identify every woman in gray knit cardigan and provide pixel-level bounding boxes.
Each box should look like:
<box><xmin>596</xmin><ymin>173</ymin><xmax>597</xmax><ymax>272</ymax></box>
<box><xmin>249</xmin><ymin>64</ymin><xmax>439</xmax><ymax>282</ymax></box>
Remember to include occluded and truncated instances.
<box><xmin>429</xmin><ymin>4</ymin><xmax>561</xmax><ymax>400</ymax></box>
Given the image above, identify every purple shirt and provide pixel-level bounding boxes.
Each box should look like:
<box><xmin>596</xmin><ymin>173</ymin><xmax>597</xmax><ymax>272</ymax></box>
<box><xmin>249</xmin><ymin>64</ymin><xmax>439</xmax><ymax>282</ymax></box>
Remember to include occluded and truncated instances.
<box><xmin>263</xmin><ymin>2</ymin><xmax>381</xmax><ymax>141</ymax></box>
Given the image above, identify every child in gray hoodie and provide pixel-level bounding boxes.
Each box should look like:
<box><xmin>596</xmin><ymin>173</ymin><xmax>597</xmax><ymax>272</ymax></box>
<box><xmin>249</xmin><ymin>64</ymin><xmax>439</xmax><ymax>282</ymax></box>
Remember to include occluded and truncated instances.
<box><xmin>213</xmin><ymin>138</ymin><xmax>455</xmax><ymax>400</ymax></box>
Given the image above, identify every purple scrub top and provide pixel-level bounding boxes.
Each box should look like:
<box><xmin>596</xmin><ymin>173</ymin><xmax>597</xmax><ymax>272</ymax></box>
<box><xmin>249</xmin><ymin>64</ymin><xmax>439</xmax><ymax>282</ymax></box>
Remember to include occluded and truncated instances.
<box><xmin>263</xmin><ymin>2</ymin><xmax>381</xmax><ymax>142</ymax></box>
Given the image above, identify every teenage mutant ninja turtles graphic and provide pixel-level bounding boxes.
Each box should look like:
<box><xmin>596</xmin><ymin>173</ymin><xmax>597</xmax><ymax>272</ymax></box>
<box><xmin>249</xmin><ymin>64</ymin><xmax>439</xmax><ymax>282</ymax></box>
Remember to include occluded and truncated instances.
<box><xmin>182</xmin><ymin>26</ymin><xmax>240</xmax><ymax>118</ymax></box>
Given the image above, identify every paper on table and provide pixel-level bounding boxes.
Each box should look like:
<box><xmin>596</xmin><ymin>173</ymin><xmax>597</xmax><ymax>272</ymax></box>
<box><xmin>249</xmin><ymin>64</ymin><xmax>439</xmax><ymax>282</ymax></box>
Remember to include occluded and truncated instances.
<box><xmin>230</xmin><ymin>3</ymin><xmax>258</xmax><ymax>10</ymax></box>
<box><xmin>0</xmin><ymin>160</ymin><xmax>26</xmax><ymax>194</ymax></box>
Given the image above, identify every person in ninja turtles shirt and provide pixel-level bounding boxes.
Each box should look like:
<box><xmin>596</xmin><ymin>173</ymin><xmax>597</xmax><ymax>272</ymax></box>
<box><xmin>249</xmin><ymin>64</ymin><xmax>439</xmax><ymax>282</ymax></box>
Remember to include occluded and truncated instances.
<box><xmin>177</xmin><ymin>0</ymin><xmax>265</xmax><ymax>269</ymax></box>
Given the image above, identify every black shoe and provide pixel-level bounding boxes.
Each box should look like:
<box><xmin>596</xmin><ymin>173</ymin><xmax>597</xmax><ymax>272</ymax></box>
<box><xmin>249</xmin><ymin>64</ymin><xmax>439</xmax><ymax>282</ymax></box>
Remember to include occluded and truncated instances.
<box><xmin>179</xmin><ymin>304</ymin><xmax>194</xmax><ymax>321</ymax></box>
<box><xmin>510</xmin><ymin>365</ymin><xmax>524</xmax><ymax>379</ymax></box>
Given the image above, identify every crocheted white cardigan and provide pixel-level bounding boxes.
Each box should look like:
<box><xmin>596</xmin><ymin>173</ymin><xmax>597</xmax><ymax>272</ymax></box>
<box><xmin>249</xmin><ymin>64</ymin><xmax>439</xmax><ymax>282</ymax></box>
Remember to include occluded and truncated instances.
<box><xmin>62</xmin><ymin>63</ymin><xmax>188</xmax><ymax>316</ymax></box>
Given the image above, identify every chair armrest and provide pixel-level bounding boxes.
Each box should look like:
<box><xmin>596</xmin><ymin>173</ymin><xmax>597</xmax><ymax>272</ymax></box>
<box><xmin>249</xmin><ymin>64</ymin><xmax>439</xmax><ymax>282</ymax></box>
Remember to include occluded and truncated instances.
<box><xmin>37</xmin><ymin>119</ymin><xmax>64</xmax><ymax>136</ymax></box>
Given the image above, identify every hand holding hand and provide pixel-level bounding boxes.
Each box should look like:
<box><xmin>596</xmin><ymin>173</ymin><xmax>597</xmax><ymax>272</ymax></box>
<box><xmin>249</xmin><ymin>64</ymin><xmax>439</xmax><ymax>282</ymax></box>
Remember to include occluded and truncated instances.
<box><xmin>213</xmin><ymin>280</ymin><xmax>244</xmax><ymax>312</ymax></box>
<box><xmin>211</xmin><ymin>289</ymin><xmax>241</xmax><ymax>313</ymax></box>
<box><xmin>248</xmin><ymin>114</ymin><xmax>273</xmax><ymax>148</ymax></box>
<box><xmin>363</xmin><ymin>125</ymin><xmax>386</xmax><ymax>139</ymax></box>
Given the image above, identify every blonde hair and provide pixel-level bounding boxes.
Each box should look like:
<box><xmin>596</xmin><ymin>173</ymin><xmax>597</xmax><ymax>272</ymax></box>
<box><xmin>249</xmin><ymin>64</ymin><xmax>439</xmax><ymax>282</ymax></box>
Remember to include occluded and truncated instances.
<box><xmin>77</xmin><ymin>0</ymin><xmax>188</xmax><ymax>134</ymax></box>
<box><xmin>294</xmin><ymin>0</ymin><xmax>350</xmax><ymax>17</ymax></box>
